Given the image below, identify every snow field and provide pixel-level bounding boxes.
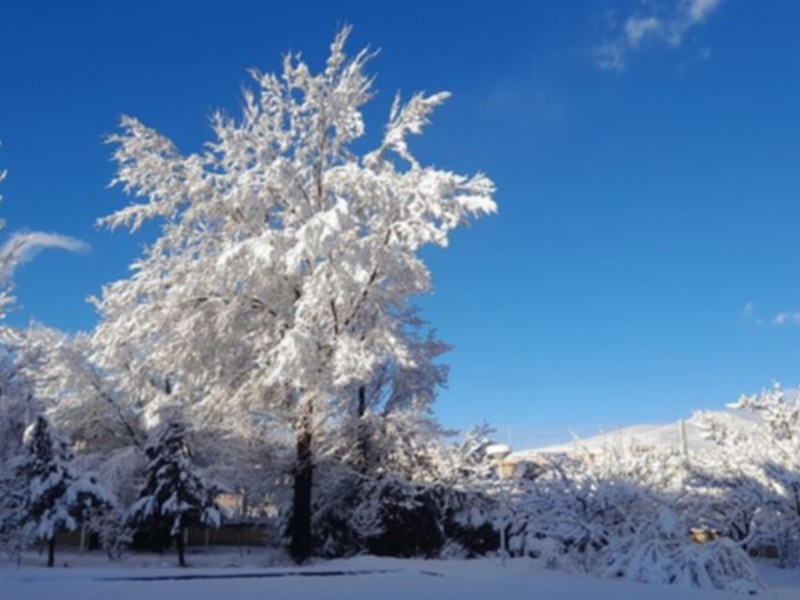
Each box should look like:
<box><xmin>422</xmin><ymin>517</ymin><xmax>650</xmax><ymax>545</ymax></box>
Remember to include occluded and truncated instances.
<box><xmin>2</xmin><ymin>553</ymin><xmax>799</xmax><ymax>600</ymax></box>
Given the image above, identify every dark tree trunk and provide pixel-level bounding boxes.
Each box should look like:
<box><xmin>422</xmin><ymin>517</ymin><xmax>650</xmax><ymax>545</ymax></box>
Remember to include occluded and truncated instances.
<box><xmin>290</xmin><ymin>409</ymin><xmax>313</xmax><ymax>564</ymax></box>
<box><xmin>47</xmin><ymin>536</ymin><xmax>55</xmax><ymax>568</ymax></box>
<box><xmin>176</xmin><ymin>528</ymin><xmax>187</xmax><ymax>568</ymax></box>
<box><xmin>356</xmin><ymin>385</ymin><xmax>369</xmax><ymax>474</ymax></box>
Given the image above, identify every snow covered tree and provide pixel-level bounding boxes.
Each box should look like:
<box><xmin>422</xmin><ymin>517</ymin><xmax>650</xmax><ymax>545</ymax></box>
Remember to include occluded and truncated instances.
<box><xmin>0</xmin><ymin>153</ymin><xmax>35</xmax><ymax>469</ymax></box>
<box><xmin>0</xmin><ymin>151</ymin><xmax>108</xmax><ymax>563</ymax></box>
<box><xmin>0</xmin><ymin>154</ymin><xmax>36</xmax><ymax>560</ymax></box>
<box><xmin>128</xmin><ymin>421</ymin><xmax>220</xmax><ymax>567</ymax></box>
<box><xmin>95</xmin><ymin>27</ymin><xmax>496</xmax><ymax>562</ymax></box>
<box><xmin>0</xmin><ymin>469</ymin><xmax>27</xmax><ymax>562</ymax></box>
<box><xmin>305</xmin><ymin>313</ymin><xmax>453</xmax><ymax>556</ymax></box>
<box><xmin>695</xmin><ymin>385</ymin><xmax>800</xmax><ymax>566</ymax></box>
<box><xmin>15</xmin><ymin>325</ymin><xmax>149</xmax><ymax>510</ymax></box>
<box><xmin>501</xmin><ymin>443</ymin><xmax>763</xmax><ymax>593</ymax></box>
<box><xmin>0</xmin><ymin>332</ymin><xmax>37</xmax><ymax>489</ymax></box>
<box><xmin>335</xmin><ymin>309</ymin><xmax>451</xmax><ymax>478</ymax></box>
<box><xmin>14</xmin><ymin>416</ymin><xmax>111</xmax><ymax>567</ymax></box>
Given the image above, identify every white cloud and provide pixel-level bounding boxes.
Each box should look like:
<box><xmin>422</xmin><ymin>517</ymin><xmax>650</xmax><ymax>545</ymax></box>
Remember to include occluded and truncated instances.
<box><xmin>625</xmin><ymin>16</ymin><xmax>662</xmax><ymax>47</ymax></box>
<box><xmin>593</xmin><ymin>41</ymin><xmax>627</xmax><ymax>73</ymax></box>
<box><xmin>772</xmin><ymin>311</ymin><xmax>800</xmax><ymax>327</ymax></box>
<box><xmin>688</xmin><ymin>0</ymin><xmax>722</xmax><ymax>24</ymax></box>
<box><xmin>735</xmin><ymin>302</ymin><xmax>800</xmax><ymax>327</ymax></box>
<box><xmin>594</xmin><ymin>0</ymin><xmax>723</xmax><ymax>72</ymax></box>
<box><xmin>0</xmin><ymin>231</ymin><xmax>90</xmax><ymax>281</ymax></box>
<box><xmin>738</xmin><ymin>301</ymin><xmax>765</xmax><ymax>327</ymax></box>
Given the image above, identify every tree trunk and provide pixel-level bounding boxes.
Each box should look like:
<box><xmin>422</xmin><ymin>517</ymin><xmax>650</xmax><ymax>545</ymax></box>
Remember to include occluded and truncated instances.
<box><xmin>176</xmin><ymin>527</ymin><xmax>187</xmax><ymax>567</ymax></box>
<box><xmin>290</xmin><ymin>406</ymin><xmax>313</xmax><ymax>563</ymax></box>
<box><xmin>47</xmin><ymin>536</ymin><xmax>55</xmax><ymax>568</ymax></box>
<box><xmin>356</xmin><ymin>385</ymin><xmax>369</xmax><ymax>474</ymax></box>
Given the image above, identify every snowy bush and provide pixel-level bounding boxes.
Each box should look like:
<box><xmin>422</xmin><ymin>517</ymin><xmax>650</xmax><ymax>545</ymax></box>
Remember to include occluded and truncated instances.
<box><xmin>349</xmin><ymin>477</ymin><xmax>496</xmax><ymax>559</ymax></box>
<box><xmin>308</xmin><ymin>461</ymin><xmax>497</xmax><ymax>560</ymax></box>
<box><xmin>602</xmin><ymin>508</ymin><xmax>762</xmax><ymax>594</ymax></box>
<box><xmin>503</xmin><ymin>443</ymin><xmax>764</xmax><ymax>593</ymax></box>
<box><xmin>90</xmin><ymin>507</ymin><xmax>133</xmax><ymax>561</ymax></box>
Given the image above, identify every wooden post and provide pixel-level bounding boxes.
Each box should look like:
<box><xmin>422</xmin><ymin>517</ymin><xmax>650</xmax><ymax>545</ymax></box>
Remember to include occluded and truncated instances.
<box><xmin>680</xmin><ymin>419</ymin><xmax>689</xmax><ymax>460</ymax></box>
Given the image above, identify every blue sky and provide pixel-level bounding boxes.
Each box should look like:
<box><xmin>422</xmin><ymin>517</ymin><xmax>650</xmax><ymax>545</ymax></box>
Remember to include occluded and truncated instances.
<box><xmin>1</xmin><ymin>1</ymin><xmax>800</xmax><ymax>446</ymax></box>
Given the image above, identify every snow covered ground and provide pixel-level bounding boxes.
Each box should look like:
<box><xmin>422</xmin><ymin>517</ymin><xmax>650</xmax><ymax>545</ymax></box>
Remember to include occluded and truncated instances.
<box><xmin>2</xmin><ymin>551</ymin><xmax>799</xmax><ymax>599</ymax></box>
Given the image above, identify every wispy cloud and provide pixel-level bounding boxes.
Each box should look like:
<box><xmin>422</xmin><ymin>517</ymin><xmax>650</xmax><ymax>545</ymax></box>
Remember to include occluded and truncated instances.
<box><xmin>0</xmin><ymin>231</ymin><xmax>90</xmax><ymax>281</ymax></box>
<box><xmin>738</xmin><ymin>301</ymin><xmax>764</xmax><ymax>327</ymax></box>
<box><xmin>738</xmin><ymin>302</ymin><xmax>800</xmax><ymax>327</ymax></box>
<box><xmin>772</xmin><ymin>311</ymin><xmax>800</xmax><ymax>327</ymax></box>
<box><xmin>625</xmin><ymin>16</ymin><xmax>662</xmax><ymax>47</ymax></box>
<box><xmin>594</xmin><ymin>0</ymin><xmax>723</xmax><ymax>72</ymax></box>
<box><xmin>594</xmin><ymin>41</ymin><xmax>627</xmax><ymax>73</ymax></box>
<box><xmin>688</xmin><ymin>0</ymin><xmax>721</xmax><ymax>23</ymax></box>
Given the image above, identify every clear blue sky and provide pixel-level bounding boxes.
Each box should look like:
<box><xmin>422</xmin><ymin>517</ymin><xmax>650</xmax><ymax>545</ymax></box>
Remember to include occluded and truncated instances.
<box><xmin>2</xmin><ymin>1</ymin><xmax>800</xmax><ymax>446</ymax></box>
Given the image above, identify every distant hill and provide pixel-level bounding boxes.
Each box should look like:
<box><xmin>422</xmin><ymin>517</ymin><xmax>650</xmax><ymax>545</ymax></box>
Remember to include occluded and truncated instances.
<box><xmin>509</xmin><ymin>407</ymin><xmax>761</xmax><ymax>461</ymax></box>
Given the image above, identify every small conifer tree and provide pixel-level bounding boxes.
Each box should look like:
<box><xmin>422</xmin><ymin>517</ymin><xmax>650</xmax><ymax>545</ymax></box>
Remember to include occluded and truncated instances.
<box><xmin>128</xmin><ymin>422</ymin><xmax>220</xmax><ymax>567</ymax></box>
<box><xmin>15</xmin><ymin>416</ymin><xmax>110</xmax><ymax>566</ymax></box>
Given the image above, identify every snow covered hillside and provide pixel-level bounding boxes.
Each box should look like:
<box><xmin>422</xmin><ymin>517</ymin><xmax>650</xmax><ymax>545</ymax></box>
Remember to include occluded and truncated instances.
<box><xmin>510</xmin><ymin>407</ymin><xmax>761</xmax><ymax>460</ymax></box>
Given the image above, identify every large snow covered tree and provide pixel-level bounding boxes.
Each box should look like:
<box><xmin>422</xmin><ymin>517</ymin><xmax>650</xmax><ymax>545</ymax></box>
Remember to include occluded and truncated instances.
<box><xmin>14</xmin><ymin>416</ymin><xmax>111</xmax><ymax>567</ymax></box>
<box><xmin>94</xmin><ymin>27</ymin><xmax>496</xmax><ymax>562</ymax></box>
<box><xmin>128</xmin><ymin>421</ymin><xmax>220</xmax><ymax>567</ymax></box>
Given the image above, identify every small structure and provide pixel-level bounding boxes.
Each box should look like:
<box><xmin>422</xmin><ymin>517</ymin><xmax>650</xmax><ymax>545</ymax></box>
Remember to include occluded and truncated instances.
<box><xmin>501</xmin><ymin>453</ymin><xmax>557</xmax><ymax>480</ymax></box>
<box><xmin>486</xmin><ymin>443</ymin><xmax>512</xmax><ymax>478</ymax></box>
